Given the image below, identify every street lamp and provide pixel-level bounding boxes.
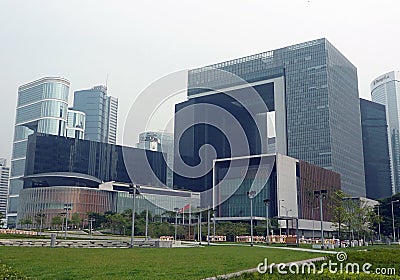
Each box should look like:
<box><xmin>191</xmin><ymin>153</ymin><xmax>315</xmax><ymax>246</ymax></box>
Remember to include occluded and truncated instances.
<box><xmin>281</xmin><ymin>205</ymin><xmax>292</xmax><ymax>237</ymax></box>
<box><xmin>391</xmin><ymin>199</ymin><xmax>399</xmax><ymax>242</ymax></box>
<box><xmin>197</xmin><ymin>207</ymin><xmax>203</xmax><ymax>245</ymax></box>
<box><xmin>278</xmin><ymin>199</ymin><xmax>284</xmax><ymax>236</ymax></box>
<box><xmin>263</xmin><ymin>199</ymin><xmax>270</xmax><ymax>245</ymax></box>
<box><xmin>376</xmin><ymin>203</ymin><xmax>381</xmax><ymax>241</ymax></box>
<box><xmin>64</xmin><ymin>203</ymin><xmax>72</xmax><ymax>240</ymax></box>
<box><xmin>314</xmin><ymin>190</ymin><xmax>327</xmax><ymax>249</ymax></box>
<box><xmin>174</xmin><ymin>207</ymin><xmax>179</xmax><ymax>243</ymax></box>
<box><xmin>247</xmin><ymin>191</ymin><xmax>256</xmax><ymax>246</ymax></box>
<box><xmin>36</xmin><ymin>211</ymin><xmax>45</xmax><ymax>236</ymax></box>
<box><xmin>129</xmin><ymin>184</ymin><xmax>140</xmax><ymax>248</ymax></box>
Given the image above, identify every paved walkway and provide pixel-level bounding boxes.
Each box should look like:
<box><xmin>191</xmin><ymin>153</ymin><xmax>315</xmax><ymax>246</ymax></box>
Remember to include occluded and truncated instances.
<box><xmin>210</xmin><ymin>242</ymin><xmax>338</xmax><ymax>254</ymax></box>
<box><xmin>202</xmin><ymin>256</ymin><xmax>327</xmax><ymax>280</ymax></box>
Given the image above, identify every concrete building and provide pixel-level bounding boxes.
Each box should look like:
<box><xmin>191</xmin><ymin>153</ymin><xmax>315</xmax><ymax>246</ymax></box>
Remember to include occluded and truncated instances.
<box><xmin>360</xmin><ymin>99</ymin><xmax>392</xmax><ymax>199</ymax></box>
<box><xmin>73</xmin><ymin>85</ymin><xmax>118</xmax><ymax>144</ymax></box>
<box><xmin>371</xmin><ymin>71</ymin><xmax>400</xmax><ymax>194</ymax></box>
<box><xmin>174</xmin><ymin>38</ymin><xmax>365</xmax><ymax>197</ymax></box>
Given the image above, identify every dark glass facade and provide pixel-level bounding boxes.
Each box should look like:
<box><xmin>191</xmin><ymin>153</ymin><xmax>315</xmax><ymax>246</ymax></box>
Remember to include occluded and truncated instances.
<box><xmin>360</xmin><ymin>99</ymin><xmax>392</xmax><ymax>199</ymax></box>
<box><xmin>214</xmin><ymin>155</ymin><xmax>341</xmax><ymax>221</ymax></box>
<box><xmin>25</xmin><ymin>133</ymin><xmax>167</xmax><ymax>186</ymax></box>
<box><xmin>175</xmin><ymin>38</ymin><xmax>365</xmax><ymax>197</ymax></box>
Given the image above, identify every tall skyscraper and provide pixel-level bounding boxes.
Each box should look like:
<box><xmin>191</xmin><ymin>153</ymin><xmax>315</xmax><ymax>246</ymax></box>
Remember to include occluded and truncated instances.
<box><xmin>0</xmin><ymin>158</ymin><xmax>10</xmax><ymax>220</ymax></box>
<box><xmin>137</xmin><ymin>131</ymin><xmax>174</xmax><ymax>187</ymax></box>
<box><xmin>371</xmin><ymin>71</ymin><xmax>400</xmax><ymax>194</ymax></box>
<box><xmin>174</xmin><ymin>38</ymin><xmax>366</xmax><ymax>196</ymax></box>
<box><xmin>8</xmin><ymin>77</ymin><xmax>70</xmax><ymax>227</ymax></box>
<box><xmin>73</xmin><ymin>85</ymin><xmax>118</xmax><ymax>144</ymax></box>
<box><xmin>360</xmin><ymin>99</ymin><xmax>392</xmax><ymax>199</ymax></box>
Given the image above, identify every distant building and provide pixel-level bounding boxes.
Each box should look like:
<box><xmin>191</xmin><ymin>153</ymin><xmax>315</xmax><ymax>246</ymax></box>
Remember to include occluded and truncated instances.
<box><xmin>360</xmin><ymin>99</ymin><xmax>392</xmax><ymax>199</ymax></box>
<box><xmin>66</xmin><ymin>109</ymin><xmax>86</xmax><ymax>139</ymax></box>
<box><xmin>0</xmin><ymin>158</ymin><xmax>10</xmax><ymax>220</ymax></box>
<box><xmin>371</xmin><ymin>71</ymin><xmax>400</xmax><ymax>194</ymax></box>
<box><xmin>137</xmin><ymin>131</ymin><xmax>174</xmax><ymax>187</ymax></box>
<box><xmin>8</xmin><ymin>77</ymin><xmax>70</xmax><ymax>227</ymax></box>
<box><xmin>73</xmin><ymin>85</ymin><xmax>118</xmax><ymax>144</ymax></box>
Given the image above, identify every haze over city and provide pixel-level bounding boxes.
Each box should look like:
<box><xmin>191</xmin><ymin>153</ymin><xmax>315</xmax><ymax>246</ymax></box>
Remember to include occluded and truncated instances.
<box><xmin>1</xmin><ymin>0</ymin><xmax>399</xmax><ymax>161</ymax></box>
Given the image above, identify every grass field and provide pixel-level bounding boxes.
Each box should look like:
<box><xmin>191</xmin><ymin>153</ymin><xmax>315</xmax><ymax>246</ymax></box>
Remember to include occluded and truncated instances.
<box><xmin>0</xmin><ymin>245</ymin><xmax>324</xmax><ymax>280</ymax></box>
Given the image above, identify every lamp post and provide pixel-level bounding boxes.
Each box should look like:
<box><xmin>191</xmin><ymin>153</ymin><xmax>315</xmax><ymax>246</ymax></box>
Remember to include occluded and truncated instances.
<box><xmin>145</xmin><ymin>208</ymin><xmax>149</xmax><ymax>241</ymax></box>
<box><xmin>213</xmin><ymin>208</ymin><xmax>216</xmax><ymax>241</ymax></box>
<box><xmin>198</xmin><ymin>208</ymin><xmax>202</xmax><ymax>245</ymax></box>
<box><xmin>174</xmin><ymin>207</ymin><xmax>179</xmax><ymax>243</ymax></box>
<box><xmin>64</xmin><ymin>203</ymin><xmax>72</xmax><ymax>240</ymax></box>
<box><xmin>36</xmin><ymin>211</ymin><xmax>45</xmax><ymax>236</ymax></box>
<box><xmin>263</xmin><ymin>199</ymin><xmax>270</xmax><ymax>244</ymax></box>
<box><xmin>247</xmin><ymin>191</ymin><xmax>256</xmax><ymax>246</ymax></box>
<box><xmin>314</xmin><ymin>190</ymin><xmax>327</xmax><ymax>249</ymax></box>
<box><xmin>129</xmin><ymin>184</ymin><xmax>140</xmax><ymax>248</ymax></box>
<box><xmin>281</xmin><ymin>206</ymin><xmax>292</xmax><ymax>237</ymax></box>
<box><xmin>88</xmin><ymin>217</ymin><xmax>95</xmax><ymax>238</ymax></box>
<box><xmin>311</xmin><ymin>206</ymin><xmax>319</xmax><ymax>242</ymax></box>
<box><xmin>376</xmin><ymin>203</ymin><xmax>381</xmax><ymax>241</ymax></box>
<box><xmin>391</xmin><ymin>200</ymin><xmax>399</xmax><ymax>242</ymax></box>
<box><xmin>278</xmin><ymin>199</ymin><xmax>284</xmax><ymax>236</ymax></box>
<box><xmin>207</xmin><ymin>207</ymin><xmax>211</xmax><ymax>246</ymax></box>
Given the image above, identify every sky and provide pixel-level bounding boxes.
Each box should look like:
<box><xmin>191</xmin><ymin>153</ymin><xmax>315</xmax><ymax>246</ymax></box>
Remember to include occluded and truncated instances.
<box><xmin>0</xmin><ymin>0</ymin><xmax>399</xmax><ymax>163</ymax></box>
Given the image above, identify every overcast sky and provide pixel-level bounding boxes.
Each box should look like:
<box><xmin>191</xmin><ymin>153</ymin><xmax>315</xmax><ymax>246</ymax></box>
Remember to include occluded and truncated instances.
<box><xmin>0</xmin><ymin>0</ymin><xmax>399</xmax><ymax>162</ymax></box>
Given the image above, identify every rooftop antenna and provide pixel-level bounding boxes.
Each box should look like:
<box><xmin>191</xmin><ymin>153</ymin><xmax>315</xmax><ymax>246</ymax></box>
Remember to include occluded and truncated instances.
<box><xmin>105</xmin><ymin>73</ymin><xmax>109</xmax><ymax>90</ymax></box>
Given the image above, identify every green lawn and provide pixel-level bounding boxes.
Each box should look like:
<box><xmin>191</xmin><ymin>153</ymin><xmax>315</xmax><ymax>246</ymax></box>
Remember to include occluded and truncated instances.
<box><xmin>230</xmin><ymin>245</ymin><xmax>400</xmax><ymax>279</ymax></box>
<box><xmin>0</xmin><ymin>245</ymin><xmax>323</xmax><ymax>280</ymax></box>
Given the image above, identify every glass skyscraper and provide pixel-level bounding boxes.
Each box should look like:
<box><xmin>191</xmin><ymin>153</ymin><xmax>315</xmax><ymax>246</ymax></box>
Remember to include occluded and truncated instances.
<box><xmin>360</xmin><ymin>99</ymin><xmax>392</xmax><ymax>199</ymax></box>
<box><xmin>7</xmin><ymin>77</ymin><xmax>70</xmax><ymax>226</ymax></box>
<box><xmin>371</xmin><ymin>71</ymin><xmax>400</xmax><ymax>194</ymax></box>
<box><xmin>73</xmin><ymin>85</ymin><xmax>118</xmax><ymax>144</ymax></box>
<box><xmin>175</xmin><ymin>38</ymin><xmax>366</xmax><ymax>197</ymax></box>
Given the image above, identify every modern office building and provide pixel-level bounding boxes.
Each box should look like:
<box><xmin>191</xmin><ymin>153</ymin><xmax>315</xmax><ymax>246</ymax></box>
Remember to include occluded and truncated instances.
<box><xmin>73</xmin><ymin>85</ymin><xmax>118</xmax><ymax>144</ymax></box>
<box><xmin>0</xmin><ymin>158</ymin><xmax>10</xmax><ymax>220</ymax></box>
<box><xmin>18</xmin><ymin>173</ymin><xmax>200</xmax><ymax>228</ymax></box>
<box><xmin>371</xmin><ymin>71</ymin><xmax>400</xmax><ymax>194</ymax></box>
<box><xmin>66</xmin><ymin>109</ymin><xmax>86</xmax><ymax>139</ymax></box>
<box><xmin>25</xmin><ymin>133</ymin><xmax>167</xmax><ymax>187</ymax></box>
<box><xmin>213</xmin><ymin>154</ymin><xmax>341</xmax><ymax>236</ymax></box>
<box><xmin>174</xmin><ymin>38</ymin><xmax>366</xmax><ymax>197</ymax></box>
<box><xmin>360</xmin><ymin>99</ymin><xmax>392</xmax><ymax>199</ymax></box>
<box><xmin>8</xmin><ymin>77</ymin><xmax>70</xmax><ymax>227</ymax></box>
<box><xmin>137</xmin><ymin>131</ymin><xmax>174</xmax><ymax>187</ymax></box>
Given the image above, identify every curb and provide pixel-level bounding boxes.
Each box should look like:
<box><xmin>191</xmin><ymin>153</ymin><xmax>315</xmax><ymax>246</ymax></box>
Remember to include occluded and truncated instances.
<box><xmin>202</xmin><ymin>256</ymin><xmax>327</xmax><ymax>280</ymax></box>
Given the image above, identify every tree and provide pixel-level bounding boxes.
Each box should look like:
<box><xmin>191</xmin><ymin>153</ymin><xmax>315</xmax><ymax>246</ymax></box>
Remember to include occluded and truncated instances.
<box><xmin>51</xmin><ymin>215</ymin><xmax>63</xmax><ymax>230</ymax></box>
<box><xmin>20</xmin><ymin>217</ymin><xmax>33</xmax><ymax>230</ymax></box>
<box><xmin>330</xmin><ymin>190</ymin><xmax>349</xmax><ymax>241</ymax></box>
<box><xmin>35</xmin><ymin>212</ymin><xmax>46</xmax><ymax>232</ymax></box>
<box><xmin>71</xmin><ymin>213</ymin><xmax>82</xmax><ymax>229</ymax></box>
<box><xmin>0</xmin><ymin>212</ymin><xmax>4</xmax><ymax>228</ymax></box>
